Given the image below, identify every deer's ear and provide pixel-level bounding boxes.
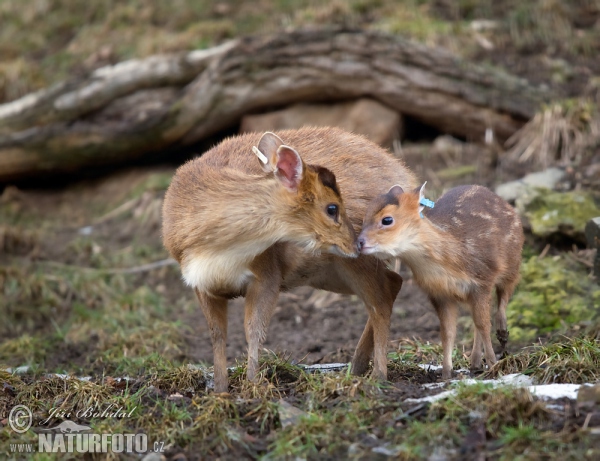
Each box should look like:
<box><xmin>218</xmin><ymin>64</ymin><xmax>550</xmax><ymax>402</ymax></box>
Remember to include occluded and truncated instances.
<box><xmin>418</xmin><ymin>182</ymin><xmax>427</xmax><ymax>214</ymax></box>
<box><xmin>387</xmin><ymin>184</ymin><xmax>404</xmax><ymax>198</ymax></box>
<box><xmin>274</xmin><ymin>145</ymin><xmax>303</xmax><ymax>192</ymax></box>
<box><xmin>256</xmin><ymin>132</ymin><xmax>284</xmax><ymax>172</ymax></box>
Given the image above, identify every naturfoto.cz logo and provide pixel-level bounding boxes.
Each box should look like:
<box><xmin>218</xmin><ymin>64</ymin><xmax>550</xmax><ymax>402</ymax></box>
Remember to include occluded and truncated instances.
<box><xmin>8</xmin><ymin>404</ymin><xmax>164</xmax><ymax>454</ymax></box>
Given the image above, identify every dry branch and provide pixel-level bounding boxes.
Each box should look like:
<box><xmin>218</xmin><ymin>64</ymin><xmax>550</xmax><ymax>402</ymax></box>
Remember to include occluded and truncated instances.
<box><xmin>0</xmin><ymin>29</ymin><xmax>553</xmax><ymax>182</ymax></box>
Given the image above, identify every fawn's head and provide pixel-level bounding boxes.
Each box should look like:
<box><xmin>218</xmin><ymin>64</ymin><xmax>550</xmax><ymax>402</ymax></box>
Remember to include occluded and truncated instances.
<box><xmin>255</xmin><ymin>132</ymin><xmax>357</xmax><ymax>258</ymax></box>
<box><xmin>358</xmin><ymin>182</ymin><xmax>430</xmax><ymax>258</ymax></box>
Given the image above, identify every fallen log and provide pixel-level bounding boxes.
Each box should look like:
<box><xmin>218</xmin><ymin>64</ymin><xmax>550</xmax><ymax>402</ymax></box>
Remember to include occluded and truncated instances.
<box><xmin>0</xmin><ymin>29</ymin><xmax>553</xmax><ymax>182</ymax></box>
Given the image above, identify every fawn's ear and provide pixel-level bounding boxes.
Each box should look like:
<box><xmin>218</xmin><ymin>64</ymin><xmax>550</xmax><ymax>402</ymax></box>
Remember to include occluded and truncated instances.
<box><xmin>255</xmin><ymin>132</ymin><xmax>284</xmax><ymax>172</ymax></box>
<box><xmin>387</xmin><ymin>184</ymin><xmax>404</xmax><ymax>198</ymax></box>
<box><xmin>417</xmin><ymin>182</ymin><xmax>427</xmax><ymax>214</ymax></box>
<box><xmin>274</xmin><ymin>145</ymin><xmax>304</xmax><ymax>192</ymax></box>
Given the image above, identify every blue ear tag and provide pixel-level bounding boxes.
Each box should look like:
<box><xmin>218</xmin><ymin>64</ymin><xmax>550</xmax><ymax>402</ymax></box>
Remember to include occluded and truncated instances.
<box><xmin>419</xmin><ymin>197</ymin><xmax>435</xmax><ymax>219</ymax></box>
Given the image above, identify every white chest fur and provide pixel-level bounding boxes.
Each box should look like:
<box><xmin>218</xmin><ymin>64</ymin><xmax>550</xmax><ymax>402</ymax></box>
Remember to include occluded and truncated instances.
<box><xmin>181</xmin><ymin>242</ymin><xmax>272</xmax><ymax>293</ymax></box>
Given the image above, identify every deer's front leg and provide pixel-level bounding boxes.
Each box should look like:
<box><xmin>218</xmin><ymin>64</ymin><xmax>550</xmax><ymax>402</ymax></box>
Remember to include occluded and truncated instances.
<box><xmin>244</xmin><ymin>250</ymin><xmax>283</xmax><ymax>382</ymax></box>
<box><xmin>195</xmin><ymin>289</ymin><xmax>229</xmax><ymax>393</ymax></box>
<box><xmin>339</xmin><ymin>257</ymin><xmax>403</xmax><ymax>380</ymax></box>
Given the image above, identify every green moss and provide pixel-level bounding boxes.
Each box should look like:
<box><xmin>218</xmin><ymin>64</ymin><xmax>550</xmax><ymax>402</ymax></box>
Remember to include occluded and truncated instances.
<box><xmin>436</xmin><ymin>164</ymin><xmax>477</xmax><ymax>180</ymax></box>
<box><xmin>507</xmin><ymin>254</ymin><xmax>600</xmax><ymax>342</ymax></box>
<box><xmin>377</xmin><ymin>2</ymin><xmax>458</xmax><ymax>43</ymax></box>
<box><xmin>389</xmin><ymin>338</ymin><xmax>471</xmax><ymax>371</ymax></box>
<box><xmin>516</xmin><ymin>189</ymin><xmax>600</xmax><ymax>240</ymax></box>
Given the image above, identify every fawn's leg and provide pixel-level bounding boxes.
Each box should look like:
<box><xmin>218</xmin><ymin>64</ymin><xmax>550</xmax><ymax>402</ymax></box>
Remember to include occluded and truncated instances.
<box><xmin>431</xmin><ymin>298</ymin><xmax>458</xmax><ymax>380</ymax></box>
<box><xmin>338</xmin><ymin>257</ymin><xmax>402</xmax><ymax>380</ymax></box>
<box><xmin>244</xmin><ymin>248</ymin><xmax>283</xmax><ymax>382</ymax></box>
<box><xmin>470</xmin><ymin>328</ymin><xmax>484</xmax><ymax>370</ymax></box>
<box><xmin>495</xmin><ymin>278</ymin><xmax>518</xmax><ymax>354</ymax></box>
<box><xmin>469</xmin><ymin>290</ymin><xmax>496</xmax><ymax>369</ymax></box>
<box><xmin>195</xmin><ymin>289</ymin><xmax>229</xmax><ymax>393</ymax></box>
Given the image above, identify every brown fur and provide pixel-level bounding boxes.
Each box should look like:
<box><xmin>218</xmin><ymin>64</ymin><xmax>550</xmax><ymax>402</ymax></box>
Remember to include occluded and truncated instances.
<box><xmin>359</xmin><ymin>184</ymin><xmax>524</xmax><ymax>379</ymax></box>
<box><xmin>163</xmin><ymin>127</ymin><xmax>417</xmax><ymax>392</ymax></box>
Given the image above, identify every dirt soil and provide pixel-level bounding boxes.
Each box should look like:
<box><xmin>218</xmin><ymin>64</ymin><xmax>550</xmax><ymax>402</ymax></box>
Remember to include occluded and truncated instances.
<box><xmin>194</xmin><ymin>277</ymin><xmax>441</xmax><ymax>366</ymax></box>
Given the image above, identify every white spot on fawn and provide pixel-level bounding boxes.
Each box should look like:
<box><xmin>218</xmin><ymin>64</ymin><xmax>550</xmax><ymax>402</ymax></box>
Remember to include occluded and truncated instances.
<box><xmin>472</xmin><ymin>211</ymin><xmax>493</xmax><ymax>220</ymax></box>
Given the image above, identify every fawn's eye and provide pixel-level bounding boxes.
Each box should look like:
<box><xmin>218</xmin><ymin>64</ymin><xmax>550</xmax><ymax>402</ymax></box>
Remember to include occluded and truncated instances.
<box><xmin>381</xmin><ymin>216</ymin><xmax>394</xmax><ymax>226</ymax></box>
<box><xmin>326</xmin><ymin>204</ymin><xmax>339</xmax><ymax>218</ymax></box>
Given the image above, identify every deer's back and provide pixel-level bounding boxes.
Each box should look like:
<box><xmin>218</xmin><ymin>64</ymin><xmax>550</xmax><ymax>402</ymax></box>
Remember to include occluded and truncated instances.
<box><xmin>425</xmin><ymin>185</ymin><xmax>523</xmax><ymax>280</ymax></box>
<box><xmin>200</xmin><ymin>127</ymin><xmax>417</xmax><ymax>232</ymax></box>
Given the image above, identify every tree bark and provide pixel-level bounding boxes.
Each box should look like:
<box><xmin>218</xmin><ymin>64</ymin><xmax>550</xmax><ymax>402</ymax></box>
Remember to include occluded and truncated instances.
<box><xmin>0</xmin><ymin>29</ymin><xmax>552</xmax><ymax>182</ymax></box>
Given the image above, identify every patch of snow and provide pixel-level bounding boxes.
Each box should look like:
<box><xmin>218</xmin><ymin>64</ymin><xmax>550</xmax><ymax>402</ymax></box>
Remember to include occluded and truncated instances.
<box><xmin>46</xmin><ymin>374</ymin><xmax>91</xmax><ymax>381</ymax></box>
<box><xmin>372</xmin><ymin>445</ymin><xmax>401</xmax><ymax>456</ymax></box>
<box><xmin>301</xmin><ymin>363</ymin><xmax>348</xmax><ymax>372</ymax></box>
<box><xmin>3</xmin><ymin>365</ymin><xmax>30</xmax><ymax>374</ymax></box>
<box><xmin>497</xmin><ymin>373</ymin><xmax>534</xmax><ymax>386</ymax></box>
<box><xmin>422</xmin><ymin>382</ymin><xmax>446</xmax><ymax>389</ymax></box>
<box><xmin>406</xmin><ymin>390</ymin><xmax>456</xmax><ymax>404</ymax></box>
<box><xmin>418</xmin><ymin>364</ymin><xmax>442</xmax><ymax>372</ymax></box>
<box><xmin>528</xmin><ymin>384</ymin><xmax>581</xmax><ymax>401</ymax></box>
<box><xmin>546</xmin><ymin>404</ymin><xmax>566</xmax><ymax>411</ymax></box>
<box><xmin>406</xmin><ymin>374</ymin><xmax>581</xmax><ymax>404</ymax></box>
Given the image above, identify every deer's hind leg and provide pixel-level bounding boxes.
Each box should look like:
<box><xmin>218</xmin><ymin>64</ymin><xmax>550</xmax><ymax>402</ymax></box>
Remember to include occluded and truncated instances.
<box><xmin>495</xmin><ymin>276</ymin><xmax>519</xmax><ymax>355</ymax></box>
<box><xmin>352</xmin><ymin>317</ymin><xmax>375</xmax><ymax>376</ymax></box>
<box><xmin>468</xmin><ymin>289</ymin><xmax>496</xmax><ymax>371</ymax></box>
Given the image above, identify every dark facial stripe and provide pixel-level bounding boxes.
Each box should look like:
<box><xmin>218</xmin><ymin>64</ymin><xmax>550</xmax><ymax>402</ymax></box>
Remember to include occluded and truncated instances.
<box><xmin>364</xmin><ymin>191</ymin><xmax>399</xmax><ymax>222</ymax></box>
<box><xmin>308</xmin><ymin>165</ymin><xmax>341</xmax><ymax>196</ymax></box>
<box><xmin>381</xmin><ymin>191</ymin><xmax>399</xmax><ymax>207</ymax></box>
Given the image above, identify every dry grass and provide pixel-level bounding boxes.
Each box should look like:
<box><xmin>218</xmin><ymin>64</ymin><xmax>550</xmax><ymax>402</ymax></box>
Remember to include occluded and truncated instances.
<box><xmin>428</xmin><ymin>383</ymin><xmax>552</xmax><ymax>437</ymax></box>
<box><xmin>0</xmin><ymin>226</ymin><xmax>39</xmax><ymax>256</ymax></box>
<box><xmin>151</xmin><ymin>364</ymin><xmax>207</xmax><ymax>395</ymax></box>
<box><xmin>2</xmin><ymin>344</ymin><xmax>599</xmax><ymax>458</ymax></box>
<box><xmin>505</xmin><ymin>98</ymin><xmax>600</xmax><ymax>168</ymax></box>
<box><xmin>486</xmin><ymin>335</ymin><xmax>600</xmax><ymax>384</ymax></box>
<box><xmin>18</xmin><ymin>375</ymin><xmax>113</xmax><ymax>415</ymax></box>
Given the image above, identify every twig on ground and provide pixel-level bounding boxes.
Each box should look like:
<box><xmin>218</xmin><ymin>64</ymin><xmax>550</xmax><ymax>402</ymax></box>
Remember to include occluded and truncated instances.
<box><xmin>538</xmin><ymin>244</ymin><xmax>551</xmax><ymax>259</ymax></box>
<box><xmin>41</xmin><ymin>258</ymin><xmax>177</xmax><ymax>274</ymax></box>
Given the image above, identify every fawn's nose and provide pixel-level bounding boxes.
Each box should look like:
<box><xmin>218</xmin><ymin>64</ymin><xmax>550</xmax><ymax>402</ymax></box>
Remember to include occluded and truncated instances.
<box><xmin>357</xmin><ymin>237</ymin><xmax>365</xmax><ymax>251</ymax></box>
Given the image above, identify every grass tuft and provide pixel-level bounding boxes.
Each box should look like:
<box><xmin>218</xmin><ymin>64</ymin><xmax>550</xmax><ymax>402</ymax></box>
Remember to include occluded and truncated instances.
<box><xmin>487</xmin><ymin>334</ymin><xmax>600</xmax><ymax>383</ymax></box>
<box><xmin>506</xmin><ymin>98</ymin><xmax>600</xmax><ymax>169</ymax></box>
<box><xmin>18</xmin><ymin>375</ymin><xmax>113</xmax><ymax>416</ymax></box>
<box><xmin>151</xmin><ymin>364</ymin><xmax>206</xmax><ymax>395</ymax></box>
<box><xmin>390</xmin><ymin>338</ymin><xmax>471</xmax><ymax>372</ymax></box>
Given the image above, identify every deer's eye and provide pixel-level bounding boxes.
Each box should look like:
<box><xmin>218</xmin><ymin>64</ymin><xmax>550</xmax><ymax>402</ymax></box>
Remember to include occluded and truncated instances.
<box><xmin>381</xmin><ymin>216</ymin><xmax>394</xmax><ymax>226</ymax></box>
<box><xmin>326</xmin><ymin>204</ymin><xmax>338</xmax><ymax>218</ymax></box>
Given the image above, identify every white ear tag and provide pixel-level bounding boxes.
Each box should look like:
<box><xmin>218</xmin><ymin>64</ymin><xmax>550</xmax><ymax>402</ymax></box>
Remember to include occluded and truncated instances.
<box><xmin>252</xmin><ymin>146</ymin><xmax>268</xmax><ymax>164</ymax></box>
